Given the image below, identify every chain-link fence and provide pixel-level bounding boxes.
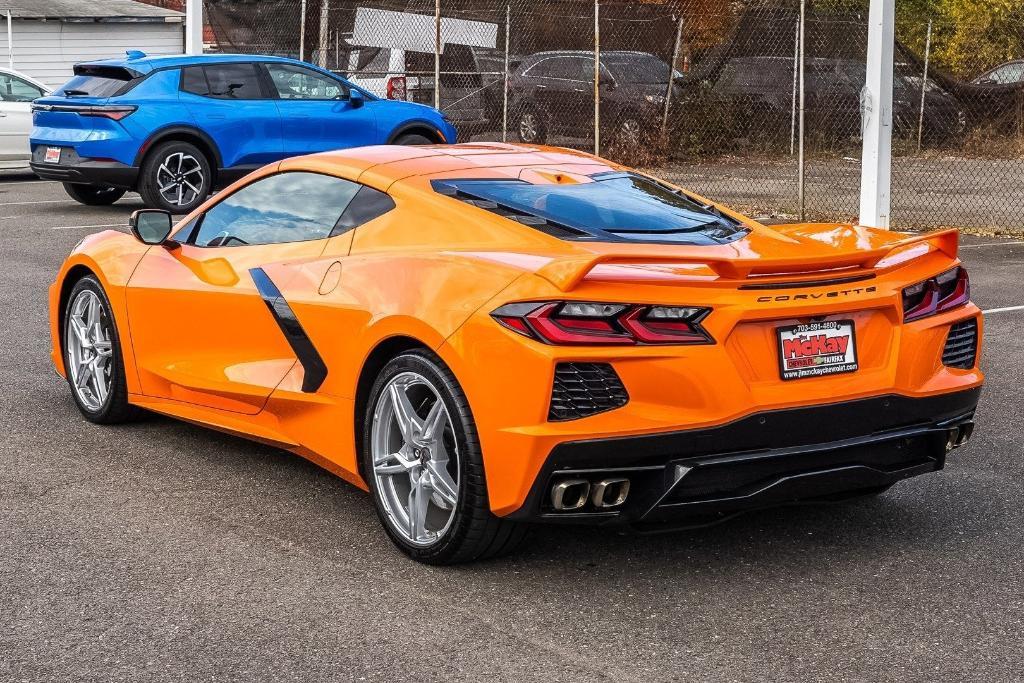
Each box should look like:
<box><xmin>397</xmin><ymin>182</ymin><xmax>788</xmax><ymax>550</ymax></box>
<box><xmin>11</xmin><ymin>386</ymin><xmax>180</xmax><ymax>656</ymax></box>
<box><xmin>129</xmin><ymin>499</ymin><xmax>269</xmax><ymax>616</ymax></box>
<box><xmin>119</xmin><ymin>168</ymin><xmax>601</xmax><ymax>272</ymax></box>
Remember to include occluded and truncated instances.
<box><xmin>202</xmin><ymin>0</ymin><xmax>1024</xmax><ymax>231</ymax></box>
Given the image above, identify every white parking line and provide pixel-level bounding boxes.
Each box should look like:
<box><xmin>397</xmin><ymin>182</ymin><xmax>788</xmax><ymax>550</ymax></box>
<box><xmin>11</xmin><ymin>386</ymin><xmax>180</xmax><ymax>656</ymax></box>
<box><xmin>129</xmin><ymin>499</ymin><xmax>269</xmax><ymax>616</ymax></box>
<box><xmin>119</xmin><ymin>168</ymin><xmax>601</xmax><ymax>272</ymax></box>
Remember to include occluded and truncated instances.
<box><xmin>0</xmin><ymin>179</ymin><xmax>56</xmax><ymax>186</ymax></box>
<box><xmin>961</xmin><ymin>241</ymin><xmax>1024</xmax><ymax>249</ymax></box>
<box><xmin>50</xmin><ymin>223</ymin><xmax>124</xmax><ymax>230</ymax></box>
<box><xmin>983</xmin><ymin>305</ymin><xmax>1024</xmax><ymax>315</ymax></box>
<box><xmin>0</xmin><ymin>199</ymin><xmax>71</xmax><ymax>206</ymax></box>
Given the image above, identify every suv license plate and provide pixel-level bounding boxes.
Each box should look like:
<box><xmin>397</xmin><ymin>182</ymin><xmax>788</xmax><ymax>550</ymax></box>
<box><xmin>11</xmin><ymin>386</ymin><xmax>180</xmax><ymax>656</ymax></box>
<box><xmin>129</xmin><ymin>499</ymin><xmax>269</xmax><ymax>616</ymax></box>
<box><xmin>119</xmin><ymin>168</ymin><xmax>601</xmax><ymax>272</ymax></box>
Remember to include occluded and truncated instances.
<box><xmin>44</xmin><ymin>147</ymin><xmax>61</xmax><ymax>164</ymax></box>
<box><xmin>777</xmin><ymin>319</ymin><xmax>858</xmax><ymax>380</ymax></box>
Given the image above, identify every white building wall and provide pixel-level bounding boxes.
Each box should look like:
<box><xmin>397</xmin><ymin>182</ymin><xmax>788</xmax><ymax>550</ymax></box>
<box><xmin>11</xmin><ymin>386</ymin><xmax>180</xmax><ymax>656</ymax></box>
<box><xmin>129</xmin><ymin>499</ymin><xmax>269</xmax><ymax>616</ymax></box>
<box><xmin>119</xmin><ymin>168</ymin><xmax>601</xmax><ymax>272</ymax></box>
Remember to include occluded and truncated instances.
<box><xmin>0</xmin><ymin>19</ymin><xmax>184</xmax><ymax>88</ymax></box>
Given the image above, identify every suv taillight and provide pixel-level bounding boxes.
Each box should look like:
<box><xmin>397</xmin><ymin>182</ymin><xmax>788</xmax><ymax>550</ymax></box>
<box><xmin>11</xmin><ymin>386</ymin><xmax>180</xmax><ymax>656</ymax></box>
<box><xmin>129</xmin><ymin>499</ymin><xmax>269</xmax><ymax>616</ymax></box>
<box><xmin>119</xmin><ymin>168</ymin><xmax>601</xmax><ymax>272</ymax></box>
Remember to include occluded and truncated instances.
<box><xmin>31</xmin><ymin>103</ymin><xmax>137</xmax><ymax>121</ymax></box>
<box><xmin>492</xmin><ymin>301</ymin><xmax>713</xmax><ymax>346</ymax></box>
<box><xmin>902</xmin><ymin>266</ymin><xmax>970</xmax><ymax>322</ymax></box>
<box><xmin>386</xmin><ymin>76</ymin><xmax>407</xmax><ymax>100</ymax></box>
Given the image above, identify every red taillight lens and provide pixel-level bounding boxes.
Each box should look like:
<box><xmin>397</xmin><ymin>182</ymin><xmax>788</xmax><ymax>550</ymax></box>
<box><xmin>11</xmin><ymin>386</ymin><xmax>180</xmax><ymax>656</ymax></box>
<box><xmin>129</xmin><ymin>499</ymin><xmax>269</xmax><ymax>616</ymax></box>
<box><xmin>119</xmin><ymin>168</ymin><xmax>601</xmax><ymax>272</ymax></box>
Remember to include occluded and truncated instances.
<box><xmin>32</xmin><ymin>103</ymin><xmax>137</xmax><ymax>121</ymax></box>
<box><xmin>492</xmin><ymin>301</ymin><xmax>713</xmax><ymax>346</ymax></box>
<box><xmin>902</xmin><ymin>266</ymin><xmax>970</xmax><ymax>322</ymax></box>
<box><xmin>386</xmin><ymin>76</ymin><xmax>407</xmax><ymax>100</ymax></box>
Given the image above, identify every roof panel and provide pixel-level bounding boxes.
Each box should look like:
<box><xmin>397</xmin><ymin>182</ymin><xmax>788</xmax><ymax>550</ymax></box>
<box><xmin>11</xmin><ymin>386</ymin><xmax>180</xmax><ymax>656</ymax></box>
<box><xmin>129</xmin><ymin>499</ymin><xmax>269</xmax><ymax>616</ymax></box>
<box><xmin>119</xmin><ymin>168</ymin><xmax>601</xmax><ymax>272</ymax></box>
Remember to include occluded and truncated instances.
<box><xmin>3</xmin><ymin>0</ymin><xmax>183</xmax><ymax>20</ymax></box>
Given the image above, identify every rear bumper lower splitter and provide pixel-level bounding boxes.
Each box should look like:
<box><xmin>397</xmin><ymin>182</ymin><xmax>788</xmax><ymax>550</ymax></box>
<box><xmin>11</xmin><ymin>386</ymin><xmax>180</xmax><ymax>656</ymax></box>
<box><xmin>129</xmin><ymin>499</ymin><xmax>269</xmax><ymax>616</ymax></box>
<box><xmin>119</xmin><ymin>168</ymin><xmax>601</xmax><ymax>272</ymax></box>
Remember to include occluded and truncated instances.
<box><xmin>505</xmin><ymin>388</ymin><xmax>981</xmax><ymax>529</ymax></box>
<box><xmin>30</xmin><ymin>160</ymin><xmax>138</xmax><ymax>189</ymax></box>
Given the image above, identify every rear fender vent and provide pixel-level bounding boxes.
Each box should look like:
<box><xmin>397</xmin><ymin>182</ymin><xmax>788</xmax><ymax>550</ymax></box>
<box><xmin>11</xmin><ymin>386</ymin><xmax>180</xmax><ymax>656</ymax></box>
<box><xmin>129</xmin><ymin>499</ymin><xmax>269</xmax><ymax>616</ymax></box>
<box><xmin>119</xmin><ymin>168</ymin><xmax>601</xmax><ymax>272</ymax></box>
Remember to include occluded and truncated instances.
<box><xmin>942</xmin><ymin>318</ymin><xmax>978</xmax><ymax>370</ymax></box>
<box><xmin>549</xmin><ymin>362</ymin><xmax>629</xmax><ymax>421</ymax></box>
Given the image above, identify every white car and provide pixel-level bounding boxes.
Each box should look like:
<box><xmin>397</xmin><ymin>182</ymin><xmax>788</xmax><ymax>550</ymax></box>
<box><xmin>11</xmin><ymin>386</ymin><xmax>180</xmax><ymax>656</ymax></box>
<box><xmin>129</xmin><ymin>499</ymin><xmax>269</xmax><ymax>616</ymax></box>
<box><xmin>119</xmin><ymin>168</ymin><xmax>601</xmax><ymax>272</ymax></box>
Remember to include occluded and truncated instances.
<box><xmin>0</xmin><ymin>67</ymin><xmax>49</xmax><ymax>170</ymax></box>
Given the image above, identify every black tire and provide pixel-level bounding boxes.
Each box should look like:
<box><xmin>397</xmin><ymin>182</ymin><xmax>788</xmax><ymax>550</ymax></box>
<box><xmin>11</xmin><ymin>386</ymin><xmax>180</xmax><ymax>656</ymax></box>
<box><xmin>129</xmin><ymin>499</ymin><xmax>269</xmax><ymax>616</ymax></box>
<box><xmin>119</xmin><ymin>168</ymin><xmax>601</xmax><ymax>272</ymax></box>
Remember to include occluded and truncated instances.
<box><xmin>137</xmin><ymin>140</ymin><xmax>212</xmax><ymax>214</ymax></box>
<box><xmin>516</xmin><ymin>104</ymin><xmax>547</xmax><ymax>144</ymax></box>
<box><xmin>393</xmin><ymin>133</ymin><xmax>434</xmax><ymax>145</ymax></box>
<box><xmin>363</xmin><ymin>349</ymin><xmax>528</xmax><ymax>564</ymax></box>
<box><xmin>62</xmin><ymin>275</ymin><xmax>139</xmax><ymax>425</ymax></box>
<box><xmin>62</xmin><ymin>183</ymin><xmax>126</xmax><ymax>206</ymax></box>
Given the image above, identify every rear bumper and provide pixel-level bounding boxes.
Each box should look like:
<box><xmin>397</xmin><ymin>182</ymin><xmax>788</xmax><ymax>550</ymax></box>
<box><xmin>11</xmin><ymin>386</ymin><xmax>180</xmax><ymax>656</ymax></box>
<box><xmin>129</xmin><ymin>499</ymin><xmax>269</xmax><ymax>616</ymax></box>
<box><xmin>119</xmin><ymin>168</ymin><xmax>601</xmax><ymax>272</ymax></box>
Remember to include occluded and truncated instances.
<box><xmin>30</xmin><ymin>147</ymin><xmax>138</xmax><ymax>188</ymax></box>
<box><xmin>505</xmin><ymin>388</ymin><xmax>981</xmax><ymax>529</ymax></box>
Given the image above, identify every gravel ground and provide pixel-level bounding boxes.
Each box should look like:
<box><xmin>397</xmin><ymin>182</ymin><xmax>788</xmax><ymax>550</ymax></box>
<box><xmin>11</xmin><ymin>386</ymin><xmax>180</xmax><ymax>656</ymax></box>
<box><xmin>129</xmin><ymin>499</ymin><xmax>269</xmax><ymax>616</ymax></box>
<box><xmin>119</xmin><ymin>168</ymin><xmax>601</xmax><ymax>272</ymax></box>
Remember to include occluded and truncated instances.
<box><xmin>1</xmin><ymin>175</ymin><xmax>1022</xmax><ymax>682</ymax></box>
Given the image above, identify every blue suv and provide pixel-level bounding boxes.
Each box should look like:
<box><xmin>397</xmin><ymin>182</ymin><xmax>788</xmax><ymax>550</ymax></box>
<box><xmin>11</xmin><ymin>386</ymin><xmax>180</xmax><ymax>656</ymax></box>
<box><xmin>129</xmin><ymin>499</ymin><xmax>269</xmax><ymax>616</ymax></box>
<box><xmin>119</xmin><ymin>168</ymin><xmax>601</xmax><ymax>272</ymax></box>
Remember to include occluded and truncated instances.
<box><xmin>30</xmin><ymin>52</ymin><xmax>457</xmax><ymax>212</ymax></box>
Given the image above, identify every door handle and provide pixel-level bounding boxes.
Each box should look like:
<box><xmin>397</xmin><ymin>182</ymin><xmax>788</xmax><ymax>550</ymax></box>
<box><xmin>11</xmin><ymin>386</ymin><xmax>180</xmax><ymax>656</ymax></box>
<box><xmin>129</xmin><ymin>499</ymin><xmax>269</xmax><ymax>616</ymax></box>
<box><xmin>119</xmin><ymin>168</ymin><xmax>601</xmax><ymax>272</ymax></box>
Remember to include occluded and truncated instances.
<box><xmin>536</xmin><ymin>84</ymin><xmax>547</xmax><ymax>89</ymax></box>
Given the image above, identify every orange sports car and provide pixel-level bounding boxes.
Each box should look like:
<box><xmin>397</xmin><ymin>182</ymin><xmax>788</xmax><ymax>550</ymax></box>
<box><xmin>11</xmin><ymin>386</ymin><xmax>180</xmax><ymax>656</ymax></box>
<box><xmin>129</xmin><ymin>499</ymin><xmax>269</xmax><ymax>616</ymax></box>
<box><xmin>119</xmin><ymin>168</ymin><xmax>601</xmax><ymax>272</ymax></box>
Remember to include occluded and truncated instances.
<box><xmin>50</xmin><ymin>143</ymin><xmax>983</xmax><ymax>564</ymax></box>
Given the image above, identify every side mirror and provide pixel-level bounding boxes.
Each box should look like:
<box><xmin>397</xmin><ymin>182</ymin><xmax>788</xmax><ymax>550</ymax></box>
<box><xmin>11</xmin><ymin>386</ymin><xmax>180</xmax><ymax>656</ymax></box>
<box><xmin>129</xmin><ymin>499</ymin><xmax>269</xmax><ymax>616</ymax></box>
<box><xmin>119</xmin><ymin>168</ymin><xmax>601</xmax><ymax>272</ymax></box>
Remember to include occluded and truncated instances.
<box><xmin>349</xmin><ymin>90</ymin><xmax>365</xmax><ymax>109</ymax></box>
<box><xmin>600</xmin><ymin>77</ymin><xmax>615</xmax><ymax>91</ymax></box>
<box><xmin>129</xmin><ymin>209</ymin><xmax>173</xmax><ymax>246</ymax></box>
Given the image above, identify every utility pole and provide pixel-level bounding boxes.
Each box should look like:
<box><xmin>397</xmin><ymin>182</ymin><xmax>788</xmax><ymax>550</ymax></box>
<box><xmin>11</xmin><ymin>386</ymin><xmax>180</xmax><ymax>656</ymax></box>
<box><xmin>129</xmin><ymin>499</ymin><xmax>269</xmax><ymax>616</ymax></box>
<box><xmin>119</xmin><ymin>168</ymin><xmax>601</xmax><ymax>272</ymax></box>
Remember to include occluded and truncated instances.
<box><xmin>859</xmin><ymin>0</ymin><xmax>896</xmax><ymax>229</ymax></box>
<box><xmin>185</xmin><ymin>0</ymin><xmax>202</xmax><ymax>55</ymax></box>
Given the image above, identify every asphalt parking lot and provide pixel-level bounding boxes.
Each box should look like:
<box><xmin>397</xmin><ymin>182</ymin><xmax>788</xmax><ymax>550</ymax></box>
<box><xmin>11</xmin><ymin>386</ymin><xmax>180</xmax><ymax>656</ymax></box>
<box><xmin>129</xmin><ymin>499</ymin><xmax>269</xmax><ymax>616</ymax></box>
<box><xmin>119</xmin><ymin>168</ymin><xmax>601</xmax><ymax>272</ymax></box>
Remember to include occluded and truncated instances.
<box><xmin>1</xmin><ymin>175</ymin><xmax>1022</xmax><ymax>682</ymax></box>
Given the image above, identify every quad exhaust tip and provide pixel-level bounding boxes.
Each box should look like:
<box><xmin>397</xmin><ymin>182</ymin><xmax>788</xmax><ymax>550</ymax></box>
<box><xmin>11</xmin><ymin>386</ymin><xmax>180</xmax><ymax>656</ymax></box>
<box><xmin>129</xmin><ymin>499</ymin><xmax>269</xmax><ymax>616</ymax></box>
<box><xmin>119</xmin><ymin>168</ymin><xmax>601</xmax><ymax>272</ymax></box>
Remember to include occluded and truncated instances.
<box><xmin>946</xmin><ymin>422</ymin><xmax>975</xmax><ymax>452</ymax></box>
<box><xmin>550</xmin><ymin>477</ymin><xmax>630</xmax><ymax>511</ymax></box>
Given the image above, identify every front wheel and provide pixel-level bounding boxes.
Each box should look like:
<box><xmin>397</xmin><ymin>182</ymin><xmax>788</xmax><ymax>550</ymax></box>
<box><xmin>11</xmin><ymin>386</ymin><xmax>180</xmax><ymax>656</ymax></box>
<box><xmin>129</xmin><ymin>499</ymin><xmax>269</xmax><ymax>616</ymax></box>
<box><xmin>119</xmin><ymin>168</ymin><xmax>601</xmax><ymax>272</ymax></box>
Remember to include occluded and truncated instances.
<box><xmin>363</xmin><ymin>350</ymin><xmax>527</xmax><ymax>564</ymax></box>
<box><xmin>63</xmin><ymin>183</ymin><xmax>126</xmax><ymax>206</ymax></box>
<box><xmin>62</xmin><ymin>276</ymin><xmax>139</xmax><ymax>424</ymax></box>
<box><xmin>137</xmin><ymin>140</ymin><xmax>212</xmax><ymax>214</ymax></box>
<box><xmin>393</xmin><ymin>133</ymin><xmax>434</xmax><ymax>145</ymax></box>
<box><xmin>516</xmin><ymin>106</ymin><xmax>547</xmax><ymax>144</ymax></box>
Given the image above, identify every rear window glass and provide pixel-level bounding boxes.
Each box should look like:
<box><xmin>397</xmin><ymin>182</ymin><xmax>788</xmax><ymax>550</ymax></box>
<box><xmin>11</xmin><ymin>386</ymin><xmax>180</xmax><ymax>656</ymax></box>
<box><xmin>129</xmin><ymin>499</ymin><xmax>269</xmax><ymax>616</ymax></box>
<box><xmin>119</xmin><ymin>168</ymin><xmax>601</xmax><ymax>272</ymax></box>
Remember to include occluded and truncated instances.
<box><xmin>60</xmin><ymin>66</ymin><xmax>140</xmax><ymax>97</ymax></box>
<box><xmin>433</xmin><ymin>173</ymin><xmax>748</xmax><ymax>245</ymax></box>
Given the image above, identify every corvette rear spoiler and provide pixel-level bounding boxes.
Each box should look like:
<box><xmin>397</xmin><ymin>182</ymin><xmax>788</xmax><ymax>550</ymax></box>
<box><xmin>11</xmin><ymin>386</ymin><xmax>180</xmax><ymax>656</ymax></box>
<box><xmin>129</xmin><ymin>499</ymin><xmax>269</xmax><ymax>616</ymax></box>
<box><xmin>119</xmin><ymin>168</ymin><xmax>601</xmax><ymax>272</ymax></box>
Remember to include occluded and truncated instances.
<box><xmin>535</xmin><ymin>228</ymin><xmax>959</xmax><ymax>291</ymax></box>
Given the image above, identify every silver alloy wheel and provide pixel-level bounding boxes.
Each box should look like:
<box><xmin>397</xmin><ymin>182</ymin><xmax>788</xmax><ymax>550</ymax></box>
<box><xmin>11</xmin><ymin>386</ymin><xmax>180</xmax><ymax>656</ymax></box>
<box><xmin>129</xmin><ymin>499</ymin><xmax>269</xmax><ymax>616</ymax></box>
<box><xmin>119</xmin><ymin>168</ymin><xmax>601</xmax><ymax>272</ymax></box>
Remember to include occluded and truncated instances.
<box><xmin>65</xmin><ymin>289</ymin><xmax>114</xmax><ymax>412</ymax></box>
<box><xmin>619</xmin><ymin>118</ymin><xmax>642</xmax><ymax>147</ymax></box>
<box><xmin>519</xmin><ymin>111</ymin><xmax>540</xmax><ymax>142</ymax></box>
<box><xmin>371</xmin><ymin>371</ymin><xmax>460</xmax><ymax>547</ymax></box>
<box><xmin>156</xmin><ymin>151</ymin><xmax>204</xmax><ymax>207</ymax></box>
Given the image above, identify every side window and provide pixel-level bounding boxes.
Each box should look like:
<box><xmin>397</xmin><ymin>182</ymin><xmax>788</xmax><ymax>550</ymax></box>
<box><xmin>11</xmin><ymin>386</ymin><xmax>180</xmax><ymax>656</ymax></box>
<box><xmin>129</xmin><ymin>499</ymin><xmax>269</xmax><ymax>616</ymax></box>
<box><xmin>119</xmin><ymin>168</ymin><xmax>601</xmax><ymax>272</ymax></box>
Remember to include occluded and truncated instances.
<box><xmin>202</xmin><ymin>63</ymin><xmax>263</xmax><ymax>99</ymax></box>
<box><xmin>992</xmin><ymin>63</ymin><xmax>1024</xmax><ymax>84</ymax></box>
<box><xmin>0</xmin><ymin>74</ymin><xmax>45</xmax><ymax>102</ymax></box>
<box><xmin>193</xmin><ymin>172</ymin><xmax>361</xmax><ymax>247</ymax></box>
<box><xmin>527</xmin><ymin>58</ymin><xmax>557</xmax><ymax>78</ymax></box>
<box><xmin>265</xmin><ymin>63</ymin><xmax>346</xmax><ymax>100</ymax></box>
<box><xmin>545</xmin><ymin>58</ymin><xmax>577</xmax><ymax>80</ymax></box>
<box><xmin>331</xmin><ymin>185</ymin><xmax>396</xmax><ymax>236</ymax></box>
<box><xmin>180</xmin><ymin>66</ymin><xmax>209</xmax><ymax>96</ymax></box>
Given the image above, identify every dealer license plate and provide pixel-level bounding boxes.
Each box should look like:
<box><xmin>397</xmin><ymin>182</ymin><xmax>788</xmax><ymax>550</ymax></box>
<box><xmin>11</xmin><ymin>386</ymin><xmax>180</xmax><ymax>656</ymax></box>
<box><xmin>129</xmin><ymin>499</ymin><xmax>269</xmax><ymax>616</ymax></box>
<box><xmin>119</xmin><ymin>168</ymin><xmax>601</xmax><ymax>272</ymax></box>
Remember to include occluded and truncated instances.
<box><xmin>777</xmin><ymin>319</ymin><xmax>858</xmax><ymax>380</ymax></box>
<box><xmin>44</xmin><ymin>147</ymin><xmax>61</xmax><ymax>164</ymax></box>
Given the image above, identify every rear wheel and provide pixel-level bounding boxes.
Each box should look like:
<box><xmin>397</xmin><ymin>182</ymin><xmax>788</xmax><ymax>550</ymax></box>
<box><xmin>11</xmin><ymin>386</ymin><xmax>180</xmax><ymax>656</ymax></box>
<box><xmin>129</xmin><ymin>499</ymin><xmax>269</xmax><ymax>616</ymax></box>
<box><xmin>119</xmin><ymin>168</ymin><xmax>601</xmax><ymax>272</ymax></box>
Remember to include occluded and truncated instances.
<box><xmin>63</xmin><ymin>183</ymin><xmax>125</xmax><ymax>206</ymax></box>
<box><xmin>62</xmin><ymin>276</ymin><xmax>138</xmax><ymax>424</ymax></box>
<box><xmin>137</xmin><ymin>140</ymin><xmax>212</xmax><ymax>214</ymax></box>
<box><xmin>363</xmin><ymin>350</ymin><xmax>527</xmax><ymax>564</ymax></box>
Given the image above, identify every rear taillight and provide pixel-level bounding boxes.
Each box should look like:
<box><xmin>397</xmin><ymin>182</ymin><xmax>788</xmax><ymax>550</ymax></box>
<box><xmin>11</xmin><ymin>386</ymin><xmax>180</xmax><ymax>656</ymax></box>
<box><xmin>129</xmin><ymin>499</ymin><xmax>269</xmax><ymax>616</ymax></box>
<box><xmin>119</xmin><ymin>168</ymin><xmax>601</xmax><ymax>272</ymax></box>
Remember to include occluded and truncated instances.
<box><xmin>902</xmin><ymin>266</ymin><xmax>970</xmax><ymax>322</ymax></box>
<box><xmin>386</xmin><ymin>76</ymin><xmax>406</xmax><ymax>100</ymax></box>
<box><xmin>492</xmin><ymin>301</ymin><xmax>713</xmax><ymax>346</ymax></box>
<box><xmin>31</xmin><ymin>103</ymin><xmax>137</xmax><ymax>121</ymax></box>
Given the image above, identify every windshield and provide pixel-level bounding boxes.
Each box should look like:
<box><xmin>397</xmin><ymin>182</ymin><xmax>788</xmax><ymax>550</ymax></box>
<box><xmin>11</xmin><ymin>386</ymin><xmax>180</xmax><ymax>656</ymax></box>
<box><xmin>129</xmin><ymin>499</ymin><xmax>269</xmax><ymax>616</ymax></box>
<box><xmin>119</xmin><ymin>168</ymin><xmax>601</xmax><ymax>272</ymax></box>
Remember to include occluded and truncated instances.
<box><xmin>433</xmin><ymin>173</ymin><xmax>747</xmax><ymax>245</ymax></box>
<box><xmin>604</xmin><ymin>55</ymin><xmax>672</xmax><ymax>84</ymax></box>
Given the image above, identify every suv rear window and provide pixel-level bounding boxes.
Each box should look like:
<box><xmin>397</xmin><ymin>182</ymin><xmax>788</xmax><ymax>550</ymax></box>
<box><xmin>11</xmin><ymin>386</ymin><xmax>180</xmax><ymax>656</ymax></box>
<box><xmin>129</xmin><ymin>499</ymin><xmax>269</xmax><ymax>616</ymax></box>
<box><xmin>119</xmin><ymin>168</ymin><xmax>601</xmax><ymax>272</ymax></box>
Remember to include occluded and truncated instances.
<box><xmin>60</xmin><ymin>65</ymin><xmax>141</xmax><ymax>97</ymax></box>
<box><xmin>433</xmin><ymin>173</ymin><xmax>748</xmax><ymax>245</ymax></box>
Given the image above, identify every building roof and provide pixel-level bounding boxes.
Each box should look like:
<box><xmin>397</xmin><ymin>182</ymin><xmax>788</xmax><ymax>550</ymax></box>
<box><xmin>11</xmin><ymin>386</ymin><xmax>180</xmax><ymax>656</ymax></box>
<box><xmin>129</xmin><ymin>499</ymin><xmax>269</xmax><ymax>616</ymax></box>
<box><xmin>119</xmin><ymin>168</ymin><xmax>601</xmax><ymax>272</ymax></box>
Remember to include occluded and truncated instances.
<box><xmin>0</xmin><ymin>0</ymin><xmax>183</xmax><ymax>20</ymax></box>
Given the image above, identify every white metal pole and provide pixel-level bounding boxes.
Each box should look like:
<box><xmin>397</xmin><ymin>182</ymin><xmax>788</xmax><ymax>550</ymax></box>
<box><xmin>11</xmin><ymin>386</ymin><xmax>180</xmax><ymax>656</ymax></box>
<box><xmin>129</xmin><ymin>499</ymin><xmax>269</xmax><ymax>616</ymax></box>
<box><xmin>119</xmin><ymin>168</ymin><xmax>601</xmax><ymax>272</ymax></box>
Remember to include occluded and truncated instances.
<box><xmin>858</xmin><ymin>0</ymin><xmax>896</xmax><ymax>229</ymax></box>
<box><xmin>916</xmin><ymin>19</ymin><xmax>932</xmax><ymax>153</ymax></box>
<box><xmin>662</xmin><ymin>14</ymin><xmax>683</xmax><ymax>134</ymax></box>
<box><xmin>797</xmin><ymin>0</ymin><xmax>806</xmax><ymax>221</ymax></box>
<box><xmin>434</xmin><ymin>0</ymin><xmax>442</xmax><ymax>111</ymax></box>
<box><xmin>503</xmin><ymin>3</ymin><xmax>510</xmax><ymax>142</ymax></box>
<box><xmin>317</xmin><ymin>0</ymin><xmax>329</xmax><ymax>68</ymax></box>
<box><xmin>184</xmin><ymin>0</ymin><xmax>202</xmax><ymax>55</ymax></box>
<box><xmin>594</xmin><ymin>0</ymin><xmax>600</xmax><ymax>157</ymax></box>
<box><xmin>790</xmin><ymin>18</ymin><xmax>798</xmax><ymax>156</ymax></box>
<box><xmin>299</xmin><ymin>0</ymin><xmax>307</xmax><ymax>61</ymax></box>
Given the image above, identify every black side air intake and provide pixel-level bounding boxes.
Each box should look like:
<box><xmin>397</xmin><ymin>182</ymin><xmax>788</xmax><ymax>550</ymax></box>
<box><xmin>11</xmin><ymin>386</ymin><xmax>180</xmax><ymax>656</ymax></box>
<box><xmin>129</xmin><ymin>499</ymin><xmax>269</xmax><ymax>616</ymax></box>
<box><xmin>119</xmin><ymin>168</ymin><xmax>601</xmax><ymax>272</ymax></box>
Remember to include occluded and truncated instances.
<box><xmin>549</xmin><ymin>363</ymin><xmax>629</xmax><ymax>421</ymax></box>
<box><xmin>942</xmin><ymin>318</ymin><xmax>978</xmax><ymax>370</ymax></box>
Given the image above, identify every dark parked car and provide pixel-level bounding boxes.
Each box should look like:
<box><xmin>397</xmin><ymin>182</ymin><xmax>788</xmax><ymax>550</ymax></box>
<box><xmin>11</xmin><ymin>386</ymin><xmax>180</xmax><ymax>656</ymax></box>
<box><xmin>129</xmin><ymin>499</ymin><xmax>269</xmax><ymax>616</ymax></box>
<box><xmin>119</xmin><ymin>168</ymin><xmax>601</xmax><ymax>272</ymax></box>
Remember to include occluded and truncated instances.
<box><xmin>708</xmin><ymin>56</ymin><xmax>964</xmax><ymax>142</ymax></box>
<box><xmin>509</xmin><ymin>50</ymin><xmax>679</xmax><ymax>146</ymax></box>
